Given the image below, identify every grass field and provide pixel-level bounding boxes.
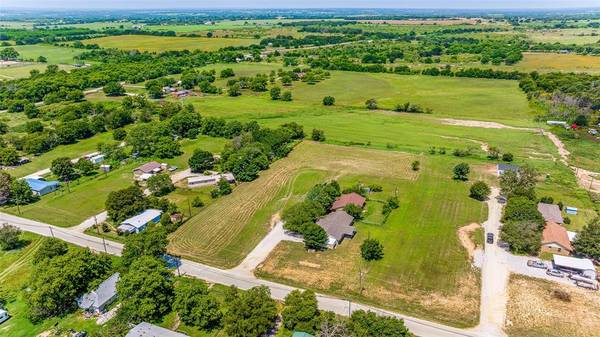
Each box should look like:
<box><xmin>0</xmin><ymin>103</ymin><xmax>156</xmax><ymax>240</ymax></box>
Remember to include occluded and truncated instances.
<box><xmin>254</xmin><ymin>154</ymin><xmax>488</xmax><ymax>327</ymax></box>
<box><xmin>506</xmin><ymin>275</ymin><xmax>600</xmax><ymax>337</ymax></box>
<box><xmin>0</xmin><ymin>63</ymin><xmax>74</xmax><ymax>80</ymax></box>
<box><xmin>509</xmin><ymin>52</ymin><xmax>600</xmax><ymax>74</ymax></box>
<box><xmin>527</xmin><ymin>28</ymin><xmax>600</xmax><ymax>45</ymax></box>
<box><xmin>0</xmin><ymin>44</ymin><xmax>83</xmax><ymax>64</ymax></box>
<box><xmin>83</xmin><ymin>35</ymin><xmax>259</xmax><ymax>52</ymax></box>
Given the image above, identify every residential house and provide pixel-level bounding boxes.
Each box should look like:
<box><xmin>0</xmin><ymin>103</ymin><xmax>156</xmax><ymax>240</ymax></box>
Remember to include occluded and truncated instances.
<box><xmin>552</xmin><ymin>254</ymin><xmax>597</xmax><ymax>279</ymax></box>
<box><xmin>497</xmin><ymin>163</ymin><xmax>519</xmax><ymax>176</ymax></box>
<box><xmin>77</xmin><ymin>272</ymin><xmax>120</xmax><ymax>314</ymax></box>
<box><xmin>331</xmin><ymin>192</ymin><xmax>366</xmax><ymax>211</ymax></box>
<box><xmin>541</xmin><ymin>222</ymin><xmax>572</xmax><ymax>256</ymax></box>
<box><xmin>89</xmin><ymin>154</ymin><xmax>105</xmax><ymax>165</ymax></box>
<box><xmin>117</xmin><ymin>209</ymin><xmax>162</xmax><ymax>234</ymax></box>
<box><xmin>133</xmin><ymin>161</ymin><xmax>165</xmax><ymax>180</ymax></box>
<box><xmin>24</xmin><ymin>178</ymin><xmax>60</xmax><ymax>196</ymax></box>
<box><xmin>126</xmin><ymin>322</ymin><xmax>189</xmax><ymax>337</ymax></box>
<box><xmin>537</xmin><ymin>203</ymin><xmax>563</xmax><ymax>224</ymax></box>
<box><xmin>0</xmin><ymin>309</ymin><xmax>8</xmax><ymax>324</ymax></box>
<box><xmin>316</xmin><ymin>210</ymin><xmax>356</xmax><ymax>248</ymax></box>
<box><xmin>187</xmin><ymin>172</ymin><xmax>235</xmax><ymax>188</ymax></box>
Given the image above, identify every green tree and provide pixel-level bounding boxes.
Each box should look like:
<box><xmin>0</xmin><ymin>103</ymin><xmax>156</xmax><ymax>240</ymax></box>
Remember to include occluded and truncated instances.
<box><xmin>0</xmin><ymin>171</ymin><xmax>12</xmax><ymax>203</ymax></box>
<box><xmin>51</xmin><ymin>157</ymin><xmax>75</xmax><ymax>181</ymax></box>
<box><xmin>453</xmin><ymin>162</ymin><xmax>470</xmax><ymax>181</ymax></box>
<box><xmin>311</xmin><ymin>129</ymin><xmax>326</xmax><ymax>142</ymax></box>
<box><xmin>174</xmin><ymin>278</ymin><xmax>222</xmax><ymax>330</ymax></box>
<box><xmin>121</xmin><ymin>227</ymin><xmax>168</xmax><ymax>266</ymax></box>
<box><xmin>573</xmin><ymin>218</ymin><xmax>600</xmax><ymax>260</ymax></box>
<box><xmin>0</xmin><ymin>147</ymin><xmax>19</xmax><ymax>166</ymax></box>
<box><xmin>105</xmin><ymin>186</ymin><xmax>147</xmax><ymax>222</ymax></box>
<box><xmin>10</xmin><ymin>179</ymin><xmax>36</xmax><ymax>205</ymax></box>
<box><xmin>502</xmin><ymin>196</ymin><xmax>544</xmax><ymax>224</ymax></box>
<box><xmin>75</xmin><ymin>159</ymin><xmax>96</xmax><ymax>176</ymax></box>
<box><xmin>0</xmin><ymin>224</ymin><xmax>21</xmax><ymax>250</ymax></box>
<box><xmin>0</xmin><ymin>121</ymin><xmax>8</xmax><ymax>134</ymax></box>
<box><xmin>228</xmin><ymin>83</ymin><xmax>241</xmax><ymax>97</ymax></box>
<box><xmin>32</xmin><ymin>238</ymin><xmax>68</xmax><ymax>263</ymax></box>
<box><xmin>113</xmin><ymin>128</ymin><xmax>127</xmax><ymax>141</ymax></box>
<box><xmin>147</xmin><ymin>174</ymin><xmax>175</xmax><ymax>197</ymax></box>
<box><xmin>360</xmin><ymin>238</ymin><xmax>384</xmax><ymax>261</ymax></box>
<box><xmin>282</xmin><ymin>290</ymin><xmax>320</xmax><ymax>334</ymax></box>
<box><xmin>349</xmin><ymin>310</ymin><xmax>411</xmax><ymax>337</ymax></box>
<box><xmin>188</xmin><ymin>149</ymin><xmax>215</xmax><ymax>173</ymax></box>
<box><xmin>220</xmin><ymin>68</ymin><xmax>235</xmax><ymax>78</ymax></box>
<box><xmin>118</xmin><ymin>256</ymin><xmax>174</xmax><ymax>323</ymax></box>
<box><xmin>0</xmin><ymin>47</ymin><xmax>19</xmax><ymax>61</ymax></box>
<box><xmin>103</xmin><ymin>82</ymin><xmax>126</xmax><ymax>96</ymax></box>
<box><xmin>411</xmin><ymin>160</ymin><xmax>420</xmax><ymax>171</ymax></box>
<box><xmin>270</xmin><ymin>86</ymin><xmax>281</xmax><ymax>100</ymax></box>
<box><xmin>343</xmin><ymin>204</ymin><xmax>363</xmax><ymax>219</ymax></box>
<box><xmin>365</xmin><ymin>98</ymin><xmax>378</xmax><ymax>110</ymax></box>
<box><xmin>281</xmin><ymin>90</ymin><xmax>293</xmax><ymax>101</ymax></box>
<box><xmin>500</xmin><ymin>220</ymin><xmax>542</xmax><ymax>255</ymax></box>
<box><xmin>224</xmin><ymin>286</ymin><xmax>277</xmax><ymax>337</ymax></box>
<box><xmin>499</xmin><ymin>164</ymin><xmax>538</xmax><ymax>199</ymax></box>
<box><xmin>303</xmin><ymin>223</ymin><xmax>328</xmax><ymax>250</ymax></box>
<box><xmin>470</xmin><ymin>181</ymin><xmax>491</xmax><ymax>201</ymax></box>
<box><xmin>502</xmin><ymin>153</ymin><xmax>514</xmax><ymax>162</ymax></box>
<box><xmin>322</xmin><ymin>96</ymin><xmax>335</xmax><ymax>106</ymax></box>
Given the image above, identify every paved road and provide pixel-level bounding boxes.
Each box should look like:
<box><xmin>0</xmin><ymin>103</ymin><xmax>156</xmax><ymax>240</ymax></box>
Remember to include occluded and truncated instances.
<box><xmin>478</xmin><ymin>188</ymin><xmax>509</xmax><ymax>337</ymax></box>
<box><xmin>0</xmin><ymin>211</ymin><xmax>479</xmax><ymax>337</ymax></box>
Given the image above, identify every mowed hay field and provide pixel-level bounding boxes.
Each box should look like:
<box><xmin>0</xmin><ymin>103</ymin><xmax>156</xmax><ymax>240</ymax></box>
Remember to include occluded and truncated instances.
<box><xmin>168</xmin><ymin>141</ymin><xmax>420</xmax><ymax>268</ymax></box>
<box><xmin>255</xmin><ymin>155</ymin><xmax>488</xmax><ymax>327</ymax></box>
<box><xmin>527</xmin><ymin>28</ymin><xmax>600</xmax><ymax>45</ymax></box>
<box><xmin>83</xmin><ymin>35</ymin><xmax>259</xmax><ymax>52</ymax></box>
<box><xmin>506</xmin><ymin>275</ymin><xmax>600</xmax><ymax>337</ymax></box>
<box><xmin>508</xmin><ymin>52</ymin><xmax>600</xmax><ymax>74</ymax></box>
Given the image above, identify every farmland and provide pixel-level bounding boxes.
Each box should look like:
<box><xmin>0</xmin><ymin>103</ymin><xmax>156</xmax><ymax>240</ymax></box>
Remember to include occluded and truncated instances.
<box><xmin>82</xmin><ymin>35</ymin><xmax>259</xmax><ymax>52</ymax></box>
<box><xmin>0</xmin><ymin>44</ymin><xmax>83</xmax><ymax>64</ymax></box>
<box><xmin>527</xmin><ymin>28</ymin><xmax>600</xmax><ymax>45</ymax></box>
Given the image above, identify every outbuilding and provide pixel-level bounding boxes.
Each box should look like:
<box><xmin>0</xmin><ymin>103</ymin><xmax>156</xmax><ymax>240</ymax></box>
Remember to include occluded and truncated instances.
<box><xmin>497</xmin><ymin>163</ymin><xmax>519</xmax><ymax>176</ymax></box>
<box><xmin>331</xmin><ymin>192</ymin><xmax>366</xmax><ymax>210</ymax></box>
<box><xmin>552</xmin><ymin>255</ymin><xmax>597</xmax><ymax>279</ymax></box>
<box><xmin>126</xmin><ymin>322</ymin><xmax>189</xmax><ymax>337</ymax></box>
<box><xmin>0</xmin><ymin>309</ymin><xmax>9</xmax><ymax>324</ymax></box>
<box><xmin>24</xmin><ymin>178</ymin><xmax>60</xmax><ymax>196</ymax></box>
<box><xmin>117</xmin><ymin>209</ymin><xmax>162</xmax><ymax>234</ymax></box>
<box><xmin>187</xmin><ymin>173</ymin><xmax>235</xmax><ymax>188</ymax></box>
<box><xmin>78</xmin><ymin>272</ymin><xmax>120</xmax><ymax>314</ymax></box>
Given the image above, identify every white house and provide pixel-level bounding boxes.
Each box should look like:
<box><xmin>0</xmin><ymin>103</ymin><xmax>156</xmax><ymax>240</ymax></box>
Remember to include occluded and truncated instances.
<box><xmin>78</xmin><ymin>273</ymin><xmax>120</xmax><ymax>314</ymax></box>
<box><xmin>187</xmin><ymin>173</ymin><xmax>235</xmax><ymax>188</ymax></box>
<box><xmin>117</xmin><ymin>209</ymin><xmax>162</xmax><ymax>234</ymax></box>
<box><xmin>89</xmin><ymin>154</ymin><xmax>105</xmax><ymax>164</ymax></box>
<box><xmin>552</xmin><ymin>254</ymin><xmax>597</xmax><ymax>279</ymax></box>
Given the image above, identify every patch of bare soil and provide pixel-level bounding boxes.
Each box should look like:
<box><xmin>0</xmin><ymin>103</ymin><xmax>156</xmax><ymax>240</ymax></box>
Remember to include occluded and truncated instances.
<box><xmin>269</xmin><ymin>212</ymin><xmax>281</xmax><ymax>229</ymax></box>
<box><xmin>440</xmin><ymin>118</ymin><xmax>533</xmax><ymax>130</ymax></box>
<box><xmin>458</xmin><ymin>223</ymin><xmax>481</xmax><ymax>260</ymax></box>
<box><xmin>440</xmin><ymin>135</ymin><xmax>488</xmax><ymax>152</ymax></box>
<box><xmin>506</xmin><ymin>275</ymin><xmax>600</xmax><ymax>337</ymax></box>
<box><xmin>299</xmin><ymin>261</ymin><xmax>321</xmax><ymax>268</ymax></box>
<box><xmin>574</xmin><ymin>167</ymin><xmax>600</xmax><ymax>193</ymax></box>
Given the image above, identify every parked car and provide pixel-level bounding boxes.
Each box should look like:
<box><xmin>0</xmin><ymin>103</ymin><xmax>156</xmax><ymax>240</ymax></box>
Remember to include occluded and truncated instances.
<box><xmin>589</xmin><ymin>129</ymin><xmax>598</xmax><ymax>136</ymax></box>
<box><xmin>546</xmin><ymin>269</ymin><xmax>565</xmax><ymax>278</ymax></box>
<box><xmin>576</xmin><ymin>281</ymin><xmax>599</xmax><ymax>291</ymax></box>
<box><xmin>527</xmin><ymin>260</ymin><xmax>547</xmax><ymax>269</ymax></box>
<box><xmin>486</xmin><ymin>233</ymin><xmax>494</xmax><ymax>244</ymax></box>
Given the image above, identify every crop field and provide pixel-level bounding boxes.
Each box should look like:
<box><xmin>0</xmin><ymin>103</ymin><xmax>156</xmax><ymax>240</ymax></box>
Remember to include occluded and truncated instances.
<box><xmin>168</xmin><ymin>141</ymin><xmax>420</xmax><ymax>267</ymax></box>
<box><xmin>253</xmin><ymin>154</ymin><xmax>489</xmax><ymax>327</ymax></box>
<box><xmin>506</xmin><ymin>275</ymin><xmax>600</xmax><ymax>337</ymax></box>
<box><xmin>82</xmin><ymin>35</ymin><xmax>259</xmax><ymax>52</ymax></box>
<box><xmin>0</xmin><ymin>44</ymin><xmax>83</xmax><ymax>64</ymax></box>
<box><xmin>527</xmin><ymin>28</ymin><xmax>600</xmax><ymax>45</ymax></box>
<box><xmin>0</xmin><ymin>63</ymin><xmax>74</xmax><ymax>80</ymax></box>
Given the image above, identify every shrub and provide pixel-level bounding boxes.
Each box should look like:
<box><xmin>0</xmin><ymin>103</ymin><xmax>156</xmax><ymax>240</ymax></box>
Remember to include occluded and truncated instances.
<box><xmin>191</xmin><ymin>196</ymin><xmax>204</xmax><ymax>208</ymax></box>
<box><xmin>281</xmin><ymin>91</ymin><xmax>292</xmax><ymax>101</ymax></box>
<box><xmin>322</xmin><ymin>96</ymin><xmax>335</xmax><ymax>106</ymax></box>
<box><xmin>360</xmin><ymin>239</ymin><xmax>384</xmax><ymax>261</ymax></box>
<box><xmin>470</xmin><ymin>181</ymin><xmax>491</xmax><ymax>201</ymax></box>
<box><xmin>311</xmin><ymin>129</ymin><xmax>326</xmax><ymax>142</ymax></box>
<box><xmin>382</xmin><ymin>197</ymin><xmax>399</xmax><ymax>216</ymax></box>
<box><xmin>411</xmin><ymin>160</ymin><xmax>420</xmax><ymax>171</ymax></box>
<box><xmin>563</xmin><ymin>217</ymin><xmax>571</xmax><ymax>224</ymax></box>
<box><xmin>453</xmin><ymin>163</ymin><xmax>470</xmax><ymax>181</ymax></box>
<box><xmin>552</xmin><ymin>289</ymin><xmax>571</xmax><ymax>302</ymax></box>
<box><xmin>539</xmin><ymin>196</ymin><xmax>554</xmax><ymax>204</ymax></box>
<box><xmin>368</xmin><ymin>184</ymin><xmax>383</xmax><ymax>192</ymax></box>
<box><xmin>365</xmin><ymin>98</ymin><xmax>378</xmax><ymax>110</ymax></box>
<box><xmin>502</xmin><ymin>153</ymin><xmax>514</xmax><ymax>162</ymax></box>
<box><xmin>343</xmin><ymin>204</ymin><xmax>363</xmax><ymax>219</ymax></box>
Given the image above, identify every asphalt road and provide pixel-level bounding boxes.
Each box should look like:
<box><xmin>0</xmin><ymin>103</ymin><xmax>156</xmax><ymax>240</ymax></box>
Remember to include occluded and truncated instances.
<box><xmin>0</xmin><ymin>211</ymin><xmax>480</xmax><ymax>337</ymax></box>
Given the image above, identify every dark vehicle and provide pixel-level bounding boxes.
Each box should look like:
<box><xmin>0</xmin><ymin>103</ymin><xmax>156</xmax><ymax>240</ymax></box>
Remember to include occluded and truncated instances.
<box><xmin>486</xmin><ymin>232</ymin><xmax>494</xmax><ymax>244</ymax></box>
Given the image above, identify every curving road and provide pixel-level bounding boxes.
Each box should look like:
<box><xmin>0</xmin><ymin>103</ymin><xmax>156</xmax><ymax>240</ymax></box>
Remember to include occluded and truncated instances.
<box><xmin>0</xmin><ymin>210</ymin><xmax>480</xmax><ymax>337</ymax></box>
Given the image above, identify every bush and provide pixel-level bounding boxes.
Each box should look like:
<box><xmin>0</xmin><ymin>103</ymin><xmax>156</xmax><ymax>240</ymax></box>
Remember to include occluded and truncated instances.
<box><xmin>368</xmin><ymin>184</ymin><xmax>383</xmax><ymax>192</ymax></box>
<box><xmin>360</xmin><ymin>239</ymin><xmax>384</xmax><ymax>261</ymax></box>
<box><xmin>382</xmin><ymin>197</ymin><xmax>399</xmax><ymax>216</ymax></box>
<box><xmin>411</xmin><ymin>160</ymin><xmax>420</xmax><ymax>171</ymax></box>
<box><xmin>539</xmin><ymin>196</ymin><xmax>554</xmax><ymax>204</ymax></box>
<box><xmin>502</xmin><ymin>153</ymin><xmax>514</xmax><ymax>162</ymax></box>
<box><xmin>322</xmin><ymin>96</ymin><xmax>335</xmax><ymax>106</ymax></box>
<box><xmin>270</xmin><ymin>86</ymin><xmax>281</xmax><ymax>100</ymax></box>
<box><xmin>311</xmin><ymin>129</ymin><xmax>326</xmax><ymax>142</ymax></box>
<box><xmin>281</xmin><ymin>90</ymin><xmax>292</xmax><ymax>101</ymax></box>
<box><xmin>453</xmin><ymin>163</ymin><xmax>470</xmax><ymax>181</ymax></box>
<box><xmin>343</xmin><ymin>204</ymin><xmax>363</xmax><ymax>219</ymax></box>
<box><xmin>0</xmin><ymin>224</ymin><xmax>22</xmax><ymax>251</ymax></box>
<box><xmin>303</xmin><ymin>223</ymin><xmax>328</xmax><ymax>250</ymax></box>
<box><xmin>113</xmin><ymin>128</ymin><xmax>127</xmax><ymax>141</ymax></box>
<box><xmin>191</xmin><ymin>196</ymin><xmax>204</xmax><ymax>208</ymax></box>
<box><xmin>365</xmin><ymin>98</ymin><xmax>378</xmax><ymax>110</ymax></box>
<box><xmin>470</xmin><ymin>181</ymin><xmax>491</xmax><ymax>201</ymax></box>
<box><xmin>563</xmin><ymin>217</ymin><xmax>571</xmax><ymax>224</ymax></box>
<box><xmin>552</xmin><ymin>289</ymin><xmax>571</xmax><ymax>302</ymax></box>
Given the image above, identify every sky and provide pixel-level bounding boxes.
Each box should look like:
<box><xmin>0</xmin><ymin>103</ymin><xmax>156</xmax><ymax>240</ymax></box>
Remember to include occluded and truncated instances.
<box><xmin>2</xmin><ymin>0</ymin><xmax>600</xmax><ymax>10</ymax></box>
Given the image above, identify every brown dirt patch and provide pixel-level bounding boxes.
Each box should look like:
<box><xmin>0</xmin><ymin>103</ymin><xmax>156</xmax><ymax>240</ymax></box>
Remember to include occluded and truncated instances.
<box><xmin>506</xmin><ymin>275</ymin><xmax>600</xmax><ymax>337</ymax></box>
<box><xmin>458</xmin><ymin>223</ymin><xmax>481</xmax><ymax>260</ymax></box>
<box><xmin>299</xmin><ymin>261</ymin><xmax>321</xmax><ymax>268</ymax></box>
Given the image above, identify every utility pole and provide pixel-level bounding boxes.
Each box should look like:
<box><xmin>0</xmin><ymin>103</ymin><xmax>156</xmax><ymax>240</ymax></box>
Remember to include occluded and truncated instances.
<box><xmin>187</xmin><ymin>198</ymin><xmax>192</xmax><ymax>218</ymax></box>
<box><xmin>589</xmin><ymin>176</ymin><xmax>595</xmax><ymax>191</ymax></box>
<box><xmin>348</xmin><ymin>300</ymin><xmax>351</xmax><ymax>316</ymax></box>
<box><xmin>49</xmin><ymin>226</ymin><xmax>55</xmax><ymax>238</ymax></box>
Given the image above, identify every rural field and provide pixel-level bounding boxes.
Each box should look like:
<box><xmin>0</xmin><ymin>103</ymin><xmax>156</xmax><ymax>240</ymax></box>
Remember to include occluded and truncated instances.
<box><xmin>0</xmin><ymin>63</ymin><xmax>74</xmax><ymax>80</ymax></box>
<box><xmin>168</xmin><ymin>141</ymin><xmax>421</xmax><ymax>267</ymax></box>
<box><xmin>506</xmin><ymin>275</ymin><xmax>600</xmax><ymax>337</ymax></box>
<box><xmin>0</xmin><ymin>44</ymin><xmax>83</xmax><ymax>64</ymax></box>
<box><xmin>505</xmin><ymin>52</ymin><xmax>600</xmax><ymax>74</ymax></box>
<box><xmin>254</xmin><ymin>154</ymin><xmax>488</xmax><ymax>327</ymax></box>
<box><xmin>82</xmin><ymin>35</ymin><xmax>259</xmax><ymax>52</ymax></box>
<box><xmin>526</xmin><ymin>28</ymin><xmax>600</xmax><ymax>45</ymax></box>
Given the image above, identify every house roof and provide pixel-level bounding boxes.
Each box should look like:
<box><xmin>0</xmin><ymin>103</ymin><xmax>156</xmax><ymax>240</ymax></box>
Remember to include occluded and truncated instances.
<box><xmin>78</xmin><ymin>272</ymin><xmax>120</xmax><ymax>310</ymax></box>
<box><xmin>188</xmin><ymin>173</ymin><xmax>235</xmax><ymax>185</ymax></box>
<box><xmin>134</xmin><ymin>161</ymin><xmax>162</xmax><ymax>174</ymax></box>
<box><xmin>331</xmin><ymin>192</ymin><xmax>366</xmax><ymax>210</ymax></box>
<box><xmin>497</xmin><ymin>163</ymin><xmax>519</xmax><ymax>172</ymax></box>
<box><xmin>542</xmin><ymin>222</ymin><xmax>572</xmax><ymax>252</ymax></box>
<box><xmin>120</xmin><ymin>209</ymin><xmax>162</xmax><ymax>230</ymax></box>
<box><xmin>553</xmin><ymin>255</ymin><xmax>596</xmax><ymax>271</ymax></box>
<box><xmin>537</xmin><ymin>203</ymin><xmax>563</xmax><ymax>224</ymax></box>
<box><xmin>292</xmin><ymin>332</ymin><xmax>315</xmax><ymax>337</ymax></box>
<box><xmin>316</xmin><ymin>210</ymin><xmax>355</xmax><ymax>242</ymax></box>
<box><xmin>126</xmin><ymin>322</ymin><xmax>189</xmax><ymax>337</ymax></box>
<box><xmin>24</xmin><ymin>178</ymin><xmax>59</xmax><ymax>192</ymax></box>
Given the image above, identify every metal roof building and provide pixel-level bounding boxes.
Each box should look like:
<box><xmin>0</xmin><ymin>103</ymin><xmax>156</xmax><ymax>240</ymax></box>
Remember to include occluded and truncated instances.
<box><xmin>78</xmin><ymin>272</ymin><xmax>120</xmax><ymax>314</ymax></box>
<box><xmin>126</xmin><ymin>322</ymin><xmax>189</xmax><ymax>337</ymax></box>
<box><xmin>117</xmin><ymin>209</ymin><xmax>162</xmax><ymax>234</ymax></box>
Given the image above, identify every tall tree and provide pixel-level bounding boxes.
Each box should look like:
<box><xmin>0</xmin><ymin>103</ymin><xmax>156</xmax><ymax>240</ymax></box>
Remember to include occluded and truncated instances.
<box><xmin>573</xmin><ymin>217</ymin><xmax>600</xmax><ymax>260</ymax></box>
<box><xmin>224</xmin><ymin>286</ymin><xmax>278</xmax><ymax>337</ymax></box>
<box><xmin>282</xmin><ymin>290</ymin><xmax>320</xmax><ymax>334</ymax></box>
<box><xmin>174</xmin><ymin>278</ymin><xmax>222</xmax><ymax>330</ymax></box>
<box><xmin>121</xmin><ymin>227</ymin><xmax>168</xmax><ymax>266</ymax></box>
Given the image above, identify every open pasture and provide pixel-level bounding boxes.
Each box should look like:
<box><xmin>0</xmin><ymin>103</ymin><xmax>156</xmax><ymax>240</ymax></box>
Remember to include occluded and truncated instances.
<box><xmin>251</xmin><ymin>154</ymin><xmax>488</xmax><ymax>327</ymax></box>
<box><xmin>504</xmin><ymin>52</ymin><xmax>600</xmax><ymax>74</ymax></box>
<box><xmin>0</xmin><ymin>63</ymin><xmax>74</xmax><ymax>80</ymax></box>
<box><xmin>0</xmin><ymin>44</ymin><xmax>83</xmax><ymax>64</ymax></box>
<box><xmin>168</xmin><ymin>141</ymin><xmax>420</xmax><ymax>268</ymax></box>
<box><xmin>527</xmin><ymin>28</ymin><xmax>600</xmax><ymax>45</ymax></box>
<box><xmin>82</xmin><ymin>35</ymin><xmax>259</xmax><ymax>52</ymax></box>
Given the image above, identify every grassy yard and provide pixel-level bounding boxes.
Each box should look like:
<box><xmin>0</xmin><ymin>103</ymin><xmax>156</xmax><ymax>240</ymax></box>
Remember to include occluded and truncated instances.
<box><xmin>506</xmin><ymin>275</ymin><xmax>600</xmax><ymax>337</ymax></box>
<box><xmin>255</xmin><ymin>155</ymin><xmax>489</xmax><ymax>328</ymax></box>
<box><xmin>82</xmin><ymin>35</ymin><xmax>259</xmax><ymax>52</ymax></box>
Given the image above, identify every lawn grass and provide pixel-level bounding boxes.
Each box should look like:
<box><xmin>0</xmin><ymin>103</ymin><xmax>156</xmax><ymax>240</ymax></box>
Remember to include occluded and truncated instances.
<box><xmin>255</xmin><ymin>155</ymin><xmax>489</xmax><ymax>327</ymax></box>
<box><xmin>82</xmin><ymin>35</ymin><xmax>259</xmax><ymax>52</ymax></box>
<box><xmin>0</xmin><ymin>63</ymin><xmax>74</xmax><ymax>80</ymax></box>
<box><xmin>0</xmin><ymin>44</ymin><xmax>83</xmax><ymax>64</ymax></box>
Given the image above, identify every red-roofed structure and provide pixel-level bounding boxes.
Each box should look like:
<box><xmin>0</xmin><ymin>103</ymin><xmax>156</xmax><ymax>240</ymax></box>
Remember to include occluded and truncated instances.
<box><xmin>331</xmin><ymin>192</ymin><xmax>366</xmax><ymax>210</ymax></box>
<box><xmin>541</xmin><ymin>222</ymin><xmax>573</xmax><ymax>256</ymax></box>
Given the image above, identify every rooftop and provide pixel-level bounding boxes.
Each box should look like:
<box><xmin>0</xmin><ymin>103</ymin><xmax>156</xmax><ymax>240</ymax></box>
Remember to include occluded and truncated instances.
<box><xmin>553</xmin><ymin>255</ymin><xmax>595</xmax><ymax>271</ymax></box>
<box><xmin>316</xmin><ymin>210</ymin><xmax>355</xmax><ymax>242</ymax></box>
<box><xmin>331</xmin><ymin>192</ymin><xmax>366</xmax><ymax>210</ymax></box>
<box><xmin>126</xmin><ymin>322</ymin><xmax>189</xmax><ymax>337</ymax></box>
<box><xmin>120</xmin><ymin>209</ymin><xmax>162</xmax><ymax>230</ymax></box>
<box><xmin>24</xmin><ymin>178</ymin><xmax>59</xmax><ymax>191</ymax></box>
<box><xmin>542</xmin><ymin>222</ymin><xmax>572</xmax><ymax>252</ymax></box>
<box><xmin>537</xmin><ymin>203</ymin><xmax>563</xmax><ymax>224</ymax></box>
<box><xmin>78</xmin><ymin>272</ymin><xmax>120</xmax><ymax>310</ymax></box>
<box><xmin>134</xmin><ymin>161</ymin><xmax>162</xmax><ymax>174</ymax></box>
<box><xmin>497</xmin><ymin>163</ymin><xmax>519</xmax><ymax>172</ymax></box>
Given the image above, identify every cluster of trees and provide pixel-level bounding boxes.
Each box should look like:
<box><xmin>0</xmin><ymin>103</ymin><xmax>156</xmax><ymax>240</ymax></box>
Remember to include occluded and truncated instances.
<box><xmin>105</xmin><ymin>185</ymin><xmax>177</xmax><ymax>223</ymax></box>
<box><xmin>394</xmin><ymin>102</ymin><xmax>430</xmax><ymax>113</ymax></box>
<box><xmin>0</xmin><ymin>171</ymin><xmax>37</xmax><ymax>207</ymax></box>
<box><xmin>282</xmin><ymin>181</ymin><xmax>341</xmax><ymax>249</ymax></box>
